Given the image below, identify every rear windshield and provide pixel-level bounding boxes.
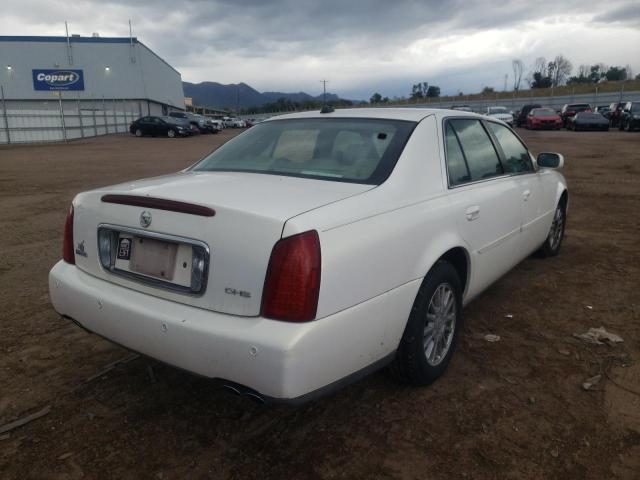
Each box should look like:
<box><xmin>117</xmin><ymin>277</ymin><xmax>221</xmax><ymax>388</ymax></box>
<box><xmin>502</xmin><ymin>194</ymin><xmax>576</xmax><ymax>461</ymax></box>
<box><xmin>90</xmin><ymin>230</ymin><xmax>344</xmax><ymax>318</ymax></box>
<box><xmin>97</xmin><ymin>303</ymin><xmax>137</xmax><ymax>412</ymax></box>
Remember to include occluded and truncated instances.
<box><xmin>531</xmin><ymin>109</ymin><xmax>556</xmax><ymax>116</ymax></box>
<box><xmin>192</xmin><ymin>118</ymin><xmax>416</xmax><ymax>184</ymax></box>
<box><xmin>570</xmin><ymin>104</ymin><xmax>591</xmax><ymax>111</ymax></box>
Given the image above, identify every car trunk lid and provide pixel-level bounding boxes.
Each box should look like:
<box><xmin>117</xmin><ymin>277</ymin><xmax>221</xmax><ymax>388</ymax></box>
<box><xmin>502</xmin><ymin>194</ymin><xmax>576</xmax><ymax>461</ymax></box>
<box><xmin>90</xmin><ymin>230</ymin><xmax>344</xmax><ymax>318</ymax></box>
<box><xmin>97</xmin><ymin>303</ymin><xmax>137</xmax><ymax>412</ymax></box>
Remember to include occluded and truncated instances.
<box><xmin>72</xmin><ymin>171</ymin><xmax>372</xmax><ymax>316</ymax></box>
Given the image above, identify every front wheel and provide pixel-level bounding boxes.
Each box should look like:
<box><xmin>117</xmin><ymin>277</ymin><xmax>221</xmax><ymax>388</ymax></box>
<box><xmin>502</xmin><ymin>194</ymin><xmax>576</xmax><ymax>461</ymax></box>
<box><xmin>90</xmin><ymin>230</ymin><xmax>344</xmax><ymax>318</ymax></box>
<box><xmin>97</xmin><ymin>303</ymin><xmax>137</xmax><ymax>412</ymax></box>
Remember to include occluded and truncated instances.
<box><xmin>390</xmin><ymin>261</ymin><xmax>463</xmax><ymax>385</ymax></box>
<box><xmin>167</xmin><ymin>129</ymin><xmax>176</xmax><ymax>138</ymax></box>
<box><xmin>538</xmin><ymin>200</ymin><xmax>566</xmax><ymax>257</ymax></box>
<box><xmin>135</xmin><ymin>129</ymin><xmax>143</xmax><ymax>137</ymax></box>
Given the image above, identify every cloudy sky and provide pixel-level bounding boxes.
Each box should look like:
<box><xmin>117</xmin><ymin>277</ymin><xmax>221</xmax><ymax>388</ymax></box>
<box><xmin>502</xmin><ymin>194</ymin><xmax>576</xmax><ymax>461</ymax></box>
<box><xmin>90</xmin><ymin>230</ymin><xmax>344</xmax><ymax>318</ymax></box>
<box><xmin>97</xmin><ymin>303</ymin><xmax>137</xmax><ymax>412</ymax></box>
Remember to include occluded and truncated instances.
<box><xmin>1</xmin><ymin>0</ymin><xmax>639</xmax><ymax>99</ymax></box>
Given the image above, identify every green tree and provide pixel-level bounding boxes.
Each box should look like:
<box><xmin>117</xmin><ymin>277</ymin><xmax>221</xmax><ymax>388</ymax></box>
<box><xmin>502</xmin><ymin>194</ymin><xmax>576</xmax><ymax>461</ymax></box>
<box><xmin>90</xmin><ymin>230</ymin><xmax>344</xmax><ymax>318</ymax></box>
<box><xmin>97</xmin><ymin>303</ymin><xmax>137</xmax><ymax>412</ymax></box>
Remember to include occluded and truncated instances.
<box><xmin>426</xmin><ymin>86</ymin><xmax>440</xmax><ymax>97</ymax></box>
<box><xmin>604</xmin><ymin>66</ymin><xmax>627</xmax><ymax>81</ymax></box>
<box><xmin>370</xmin><ymin>92</ymin><xmax>383</xmax><ymax>104</ymax></box>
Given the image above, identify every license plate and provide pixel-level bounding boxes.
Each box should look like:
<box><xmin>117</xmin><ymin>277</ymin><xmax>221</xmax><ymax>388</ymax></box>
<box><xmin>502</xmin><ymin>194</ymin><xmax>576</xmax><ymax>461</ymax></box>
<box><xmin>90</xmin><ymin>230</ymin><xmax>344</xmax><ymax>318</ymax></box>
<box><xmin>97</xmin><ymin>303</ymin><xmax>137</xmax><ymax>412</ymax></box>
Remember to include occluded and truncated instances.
<box><xmin>129</xmin><ymin>237</ymin><xmax>178</xmax><ymax>281</ymax></box>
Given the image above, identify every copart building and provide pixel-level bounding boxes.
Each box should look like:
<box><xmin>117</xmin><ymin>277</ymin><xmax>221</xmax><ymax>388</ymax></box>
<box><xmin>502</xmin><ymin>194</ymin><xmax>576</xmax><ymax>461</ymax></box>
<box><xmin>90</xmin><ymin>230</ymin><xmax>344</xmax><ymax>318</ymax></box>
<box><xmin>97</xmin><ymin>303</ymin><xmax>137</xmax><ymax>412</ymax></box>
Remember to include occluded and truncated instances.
<box><xmin>0</xmin><ymin>35</ymin><xmax>184</xmax><ymax>143</ymax></box>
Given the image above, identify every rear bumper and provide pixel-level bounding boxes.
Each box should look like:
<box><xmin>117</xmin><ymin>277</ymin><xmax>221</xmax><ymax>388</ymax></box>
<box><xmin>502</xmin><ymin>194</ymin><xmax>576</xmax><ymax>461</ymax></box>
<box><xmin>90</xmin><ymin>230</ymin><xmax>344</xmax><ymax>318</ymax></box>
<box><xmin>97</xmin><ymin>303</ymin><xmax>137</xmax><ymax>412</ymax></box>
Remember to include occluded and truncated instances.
<box><xmin>49</xmin><ymin>261</ymin><xmax>412</xmax><ymax>402</ymax></box>
<box><xmin>530</xmin><ymin>123</ymin><xmax>561</xmax><ymax>130</ymax></box>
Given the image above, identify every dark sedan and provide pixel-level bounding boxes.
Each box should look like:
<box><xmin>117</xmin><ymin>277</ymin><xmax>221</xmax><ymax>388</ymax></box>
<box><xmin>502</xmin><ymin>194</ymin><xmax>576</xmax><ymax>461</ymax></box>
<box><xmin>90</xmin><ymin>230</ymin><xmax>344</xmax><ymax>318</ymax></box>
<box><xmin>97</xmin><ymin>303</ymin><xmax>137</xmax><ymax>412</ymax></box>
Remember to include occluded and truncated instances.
<box><xmin>566</xmin><ymin>112</ymin><xmax>609</xmax><ymax>131</ymax></box>
<box><xmin>560</xmin><ymin>103</ymin><xmax>592</xmax><ymax>127</ymax></box>
<box><xmin>129</xmin><ymin>116</ymin><xmax>191</xmax><ymax>138</ymax></box>
<box><xmin>618</xmin><ymin>102</ymin><xmax>640</xmax><ymax>132</ymax></box>
<box><xmin>515</xmin><ymin>104</ymin><xmax>542</xmax><ymax>127</ymax></box>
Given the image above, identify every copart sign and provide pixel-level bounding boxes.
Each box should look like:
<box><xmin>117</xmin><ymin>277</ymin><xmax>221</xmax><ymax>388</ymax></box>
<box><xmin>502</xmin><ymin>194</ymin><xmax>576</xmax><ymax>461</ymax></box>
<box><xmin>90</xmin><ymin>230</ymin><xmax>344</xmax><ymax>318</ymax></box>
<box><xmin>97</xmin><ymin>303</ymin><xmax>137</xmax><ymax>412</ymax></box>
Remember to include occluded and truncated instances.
<box><xmin>32</xmin><ymin>69</ymin><xmax>85</xmax><ymax>91</ymax></box>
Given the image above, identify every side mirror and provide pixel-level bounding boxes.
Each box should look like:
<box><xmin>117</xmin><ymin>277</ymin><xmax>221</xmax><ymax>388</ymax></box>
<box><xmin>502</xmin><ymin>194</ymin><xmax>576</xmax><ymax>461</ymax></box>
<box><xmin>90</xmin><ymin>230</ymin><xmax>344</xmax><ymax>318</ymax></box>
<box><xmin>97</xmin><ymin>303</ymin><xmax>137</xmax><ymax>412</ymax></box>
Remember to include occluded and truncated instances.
<box><xmin>537</xmin><ymin>152</ymin><xmax>564</xmax><ymax>169</ymax></box>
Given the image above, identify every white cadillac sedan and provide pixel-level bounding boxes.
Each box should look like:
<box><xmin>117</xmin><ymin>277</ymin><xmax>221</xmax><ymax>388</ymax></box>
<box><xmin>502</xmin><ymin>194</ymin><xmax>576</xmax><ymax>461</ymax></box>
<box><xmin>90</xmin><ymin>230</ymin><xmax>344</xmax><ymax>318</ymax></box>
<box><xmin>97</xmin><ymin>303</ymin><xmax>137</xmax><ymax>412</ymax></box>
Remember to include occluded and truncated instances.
<box><xmin>49</xmin><ymin>108</ymin><xmax>567</xmax><ymax>403</ymax></box>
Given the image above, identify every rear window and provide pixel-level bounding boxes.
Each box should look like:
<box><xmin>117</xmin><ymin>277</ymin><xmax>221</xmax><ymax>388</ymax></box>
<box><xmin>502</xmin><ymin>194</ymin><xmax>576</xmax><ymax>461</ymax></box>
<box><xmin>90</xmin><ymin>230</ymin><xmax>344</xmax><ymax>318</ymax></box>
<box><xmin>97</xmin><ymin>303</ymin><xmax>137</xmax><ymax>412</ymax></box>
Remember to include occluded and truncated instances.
<box><xmin>570</xmin><ymin>104</ymin><xmax>591</xmax><ymax>111</ymax></box>
<box><xmin>531</xmin><ymin>109</ymin><xmax>556</xmax><ymax>117</ymax></box>
<box><xmin>192</xmin><ymin>118</ymin><xmax>416</xmax><ymax>184</ymax></box>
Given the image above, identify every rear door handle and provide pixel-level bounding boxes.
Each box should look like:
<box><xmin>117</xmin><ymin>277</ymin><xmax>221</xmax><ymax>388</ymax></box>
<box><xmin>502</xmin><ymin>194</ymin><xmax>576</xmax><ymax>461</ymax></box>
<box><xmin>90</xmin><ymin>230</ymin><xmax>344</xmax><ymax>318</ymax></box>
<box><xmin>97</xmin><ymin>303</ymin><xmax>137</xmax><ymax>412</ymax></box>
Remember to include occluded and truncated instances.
<box><xmin>465</xmin><ymin>206</ymin><xmax>480</xmax><ymax>221</ymax></box>
<box><xmin>522</xmin><ymin>189</ymin><xmax>531</xmax><ymax>201</ymax></box>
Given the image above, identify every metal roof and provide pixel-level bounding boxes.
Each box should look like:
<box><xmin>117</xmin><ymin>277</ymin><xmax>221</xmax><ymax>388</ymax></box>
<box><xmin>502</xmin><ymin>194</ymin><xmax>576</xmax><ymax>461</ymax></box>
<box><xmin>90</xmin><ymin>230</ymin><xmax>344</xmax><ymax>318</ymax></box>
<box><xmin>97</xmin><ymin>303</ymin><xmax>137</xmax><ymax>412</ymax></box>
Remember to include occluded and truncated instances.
<box><xmin>0</xmin><ymin>35</ymin><xmax>138</xmax><ymax>44</ymax></box>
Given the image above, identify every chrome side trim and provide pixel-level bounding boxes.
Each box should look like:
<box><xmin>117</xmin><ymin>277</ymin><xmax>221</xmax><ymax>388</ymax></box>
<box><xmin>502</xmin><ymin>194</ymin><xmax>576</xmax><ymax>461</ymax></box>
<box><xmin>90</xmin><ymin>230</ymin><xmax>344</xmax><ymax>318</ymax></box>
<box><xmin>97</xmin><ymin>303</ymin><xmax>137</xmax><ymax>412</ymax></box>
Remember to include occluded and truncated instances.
<box><xmin>96</xmin><ymin>223</ymin><xmax>211</xmax><ymax>296</ymax></box>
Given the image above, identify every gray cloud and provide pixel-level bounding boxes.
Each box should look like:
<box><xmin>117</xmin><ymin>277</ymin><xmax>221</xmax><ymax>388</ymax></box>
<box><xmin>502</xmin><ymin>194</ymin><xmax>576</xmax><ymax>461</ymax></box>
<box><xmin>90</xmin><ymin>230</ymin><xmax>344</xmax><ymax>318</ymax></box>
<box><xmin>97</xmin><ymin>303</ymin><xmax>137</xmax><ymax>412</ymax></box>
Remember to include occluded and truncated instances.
<box><xmin>2</xmin><ymin>0</ymin><xmax>639</xmax><ymax>98</ymax></box>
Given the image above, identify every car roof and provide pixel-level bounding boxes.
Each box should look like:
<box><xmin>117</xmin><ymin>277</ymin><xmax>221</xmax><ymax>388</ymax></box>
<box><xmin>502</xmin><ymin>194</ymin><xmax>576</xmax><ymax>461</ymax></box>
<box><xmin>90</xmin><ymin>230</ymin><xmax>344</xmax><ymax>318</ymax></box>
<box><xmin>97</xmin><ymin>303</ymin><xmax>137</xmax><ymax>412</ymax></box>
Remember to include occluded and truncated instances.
<box><xmin>264</xmin><ymin>107</ymin><xmax>484</xmax><ymax>123</ymax></box>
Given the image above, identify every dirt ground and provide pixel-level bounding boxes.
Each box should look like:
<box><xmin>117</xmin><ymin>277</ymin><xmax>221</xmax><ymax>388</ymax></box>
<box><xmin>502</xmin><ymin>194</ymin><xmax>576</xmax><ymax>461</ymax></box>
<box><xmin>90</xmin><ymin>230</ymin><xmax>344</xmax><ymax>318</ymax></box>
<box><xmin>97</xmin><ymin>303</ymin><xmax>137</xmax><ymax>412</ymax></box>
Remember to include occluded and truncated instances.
<box><xmin>1</xmin><ymin>127</ymin><xmax>639</xmax><ymax>479</ymax></box>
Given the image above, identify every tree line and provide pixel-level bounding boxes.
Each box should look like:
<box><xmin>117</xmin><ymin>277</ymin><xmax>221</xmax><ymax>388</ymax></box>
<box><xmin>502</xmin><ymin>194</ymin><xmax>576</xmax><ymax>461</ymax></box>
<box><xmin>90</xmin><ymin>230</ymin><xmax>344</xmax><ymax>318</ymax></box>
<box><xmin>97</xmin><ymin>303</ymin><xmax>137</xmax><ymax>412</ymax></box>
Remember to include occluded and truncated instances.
<box><xmin>369</xmin><ymin>55</ymin><xmax>637</xmax><ymax>104</ymax></box>
<box><xmin>513</xmin><ymin>56</ymin><xmax>636</xmax><ymax>90</ymax></box>
<box><xmin>370</xmin><ymin>82</ymin><xmax>441</xmax><ymax>105</ymax></box>
<box><xmin>241</xmin><ymin>97</ymin><xmax>354</xmax><ymax>114</ymax></box>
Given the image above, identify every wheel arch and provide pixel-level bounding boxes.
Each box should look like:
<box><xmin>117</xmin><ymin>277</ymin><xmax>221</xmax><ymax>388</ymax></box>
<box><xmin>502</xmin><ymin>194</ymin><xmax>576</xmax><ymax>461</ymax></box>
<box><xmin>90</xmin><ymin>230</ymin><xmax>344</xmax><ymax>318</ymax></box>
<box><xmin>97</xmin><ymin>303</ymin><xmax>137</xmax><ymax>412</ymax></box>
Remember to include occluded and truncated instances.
<box><xmin>417</xmin><ymin>240</ymin><xmax>471</xmax><ymax>300</ymax></box>
<box><xmin>438</xmin><ymin>246</ymin><xmax>470</xmax><ymax>296</ymax></box>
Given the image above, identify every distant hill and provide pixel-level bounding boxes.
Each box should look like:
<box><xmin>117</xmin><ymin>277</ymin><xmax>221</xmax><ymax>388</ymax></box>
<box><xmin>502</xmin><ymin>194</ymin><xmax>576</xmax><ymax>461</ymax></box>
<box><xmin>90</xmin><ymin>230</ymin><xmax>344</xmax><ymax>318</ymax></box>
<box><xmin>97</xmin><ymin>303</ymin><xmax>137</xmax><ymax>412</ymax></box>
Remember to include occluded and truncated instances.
<box><xmin>183</xmin><ymin>81</ymin><xmax>343</xmax><ymax>109</ymax></box>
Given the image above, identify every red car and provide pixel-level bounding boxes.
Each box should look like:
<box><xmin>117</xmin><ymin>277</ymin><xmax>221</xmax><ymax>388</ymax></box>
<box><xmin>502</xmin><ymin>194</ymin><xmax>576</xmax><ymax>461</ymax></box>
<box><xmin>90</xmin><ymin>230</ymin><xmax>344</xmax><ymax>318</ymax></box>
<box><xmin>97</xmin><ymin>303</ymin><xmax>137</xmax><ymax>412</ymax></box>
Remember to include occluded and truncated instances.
<box><xmin>527</xmin><ymin>108</ymin><xmax>562</xmax><ymax>130</ymax></box>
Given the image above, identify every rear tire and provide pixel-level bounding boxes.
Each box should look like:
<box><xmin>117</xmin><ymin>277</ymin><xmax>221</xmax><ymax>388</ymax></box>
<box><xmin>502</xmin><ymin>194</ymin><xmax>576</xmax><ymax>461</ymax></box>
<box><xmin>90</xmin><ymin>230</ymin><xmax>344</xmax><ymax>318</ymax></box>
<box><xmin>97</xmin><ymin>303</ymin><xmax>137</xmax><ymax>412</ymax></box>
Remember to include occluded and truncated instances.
<box><xmin>135</xmin><ymin>129</ymin><xmax>143</xmax><ymax>137</ymax></box>
<box><xmin>538</xmin><ymin>199</ymin><xmax>566</xmax><ymax>258</ymax></box>
<box><xmin>390</xmin><ymin>261</ymin><xmax>463</xmax><ymax>385</ymax></box>
<box><xmin>167</xmin><ymin>129</ymin><xmax>176</xmax><ymax>138</ymax></box>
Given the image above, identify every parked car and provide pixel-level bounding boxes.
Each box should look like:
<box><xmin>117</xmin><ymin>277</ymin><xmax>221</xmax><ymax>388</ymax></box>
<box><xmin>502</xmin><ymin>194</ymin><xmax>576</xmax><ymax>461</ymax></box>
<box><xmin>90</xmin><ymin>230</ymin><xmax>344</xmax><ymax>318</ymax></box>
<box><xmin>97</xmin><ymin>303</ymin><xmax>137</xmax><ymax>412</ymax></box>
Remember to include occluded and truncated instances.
<box><xmin>450</xmin><ymin>105</ymin><xmax>472</xmax><ymax>112</ymax></box>
<box><xmin>223</xmin><ymin>117</ymin><xmax>246</xmax><ymax>128</ymax></box>
<box><xmin>50</xmin><ymin>108</ymin><xmax>567</xmax><ymax>403</ymax></box>
<box><xmin>207</xmin><ymin>119</ymin><xmax>224</xmax><ymax>132</ymax></box>
<box><xmin>618</xmin><ymin>102</ymin><xmax>640</xmax><ymax>131</ymax></box>
<box><xmin>560</xmin><ymin>103</ymin><xmax>592</xmax><ymax>127</ymax></box>
<box><xmin>606</xmin><ymin>102</ymin><xmax>626</xmax><ymax>127</ymax></box>
<box><xmin>169</xmin><ymin>111</ymin><xmax>209</xmax><ymax>133</ymax></box>
<box><xmin>594</xmin><ymin>105</ymin><xmax>610</xmax><ymax>116</ymax></box>
<box><xmin>129</xmin><ymin>116</ymin><xmax>190</xmax><ymax>138</ymax></box>
<box><xmin>484</xmin><ymin>106</ymin><xmax>514</xmax><ymax>126</ymax></box>
<box><xmin>526</xmin><ymin>108</ymin><xmax>562</xmax><ymax>130</ymax></box>
<box><xmin>515</xmin><ymin>104</ymin><xmax>542</xmax><ymax>127</ymax></box>
<box><xmin>566</xmin><ymin>112</ymin><xmax>609</xmax><ymax>131</ymax></box>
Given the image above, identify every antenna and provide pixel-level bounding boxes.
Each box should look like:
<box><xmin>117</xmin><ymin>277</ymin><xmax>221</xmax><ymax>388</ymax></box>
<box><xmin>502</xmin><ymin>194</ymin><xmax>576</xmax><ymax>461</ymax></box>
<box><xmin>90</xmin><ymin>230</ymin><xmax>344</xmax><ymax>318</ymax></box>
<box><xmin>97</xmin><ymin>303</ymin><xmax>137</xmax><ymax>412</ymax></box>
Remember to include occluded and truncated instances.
<box><xmin>129</xmin><ymin>20</ymin><xmax>136</xmax><ymax>63</ymax></box>
<box><xmin>65</xmin><ymin>21</ymin><xmax>73</xmax><ymax>65</ymax></box>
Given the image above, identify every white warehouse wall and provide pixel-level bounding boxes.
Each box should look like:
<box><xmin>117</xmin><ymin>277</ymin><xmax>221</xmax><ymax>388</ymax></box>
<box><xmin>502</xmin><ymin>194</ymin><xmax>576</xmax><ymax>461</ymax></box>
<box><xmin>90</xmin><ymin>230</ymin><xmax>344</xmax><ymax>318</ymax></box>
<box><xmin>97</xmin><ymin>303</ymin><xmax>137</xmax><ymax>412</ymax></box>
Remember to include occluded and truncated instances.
<box><xmin>0</xmin><ymin>36</ymin><xmax>184</xmax><ymax>108</ymax></box>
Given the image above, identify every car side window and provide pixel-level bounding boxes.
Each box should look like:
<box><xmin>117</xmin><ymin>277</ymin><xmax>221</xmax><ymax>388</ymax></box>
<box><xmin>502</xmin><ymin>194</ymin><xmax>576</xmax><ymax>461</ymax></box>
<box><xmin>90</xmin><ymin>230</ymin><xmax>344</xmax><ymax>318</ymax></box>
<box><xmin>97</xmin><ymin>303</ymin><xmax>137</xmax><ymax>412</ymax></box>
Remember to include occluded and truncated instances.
<box><xmin>486</xmin><ymin>122</ymin><xmax>533</xmax><ymax>174</ymax></box>
<box><xmin>444</xmin><ymin>123</ymin><xmax>470</xmax><ymax>186</ymax></box>
<box><xmin>448</xmin><ymin>119</ymin><xmax>503</xmax><ymax>182</ymax></box>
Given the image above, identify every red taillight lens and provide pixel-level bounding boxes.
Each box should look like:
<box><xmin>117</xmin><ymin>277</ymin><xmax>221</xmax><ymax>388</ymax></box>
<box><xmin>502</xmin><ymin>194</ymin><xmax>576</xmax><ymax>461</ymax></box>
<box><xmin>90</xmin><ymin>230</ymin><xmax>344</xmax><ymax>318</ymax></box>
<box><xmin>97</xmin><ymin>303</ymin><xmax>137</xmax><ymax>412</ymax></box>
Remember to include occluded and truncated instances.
<box><xmin>261</xmin><ymin>230</ymin><xmax>321</xmax><ymax>322</ymax></box>
<box><xmin>63</xmin><ymin>205</ymin><xmax>75</xmax><ymax>264</ymax></box>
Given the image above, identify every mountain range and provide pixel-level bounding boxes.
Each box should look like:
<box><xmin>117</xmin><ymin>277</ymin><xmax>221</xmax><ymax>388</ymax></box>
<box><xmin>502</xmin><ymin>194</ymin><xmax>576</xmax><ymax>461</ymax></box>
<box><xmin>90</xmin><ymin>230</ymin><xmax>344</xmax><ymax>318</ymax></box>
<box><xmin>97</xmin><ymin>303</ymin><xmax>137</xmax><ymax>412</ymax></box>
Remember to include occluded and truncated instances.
<box><xmin>183</xmin><ymin>81</ymin><xmax>342</xmax><ymax>109</ymax></box>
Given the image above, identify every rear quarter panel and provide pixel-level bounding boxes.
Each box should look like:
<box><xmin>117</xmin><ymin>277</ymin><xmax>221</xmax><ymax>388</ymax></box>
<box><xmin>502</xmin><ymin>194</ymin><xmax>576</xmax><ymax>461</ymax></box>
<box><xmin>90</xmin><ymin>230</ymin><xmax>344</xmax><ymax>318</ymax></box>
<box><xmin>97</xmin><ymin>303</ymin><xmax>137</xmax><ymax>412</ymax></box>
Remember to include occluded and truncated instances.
<box><xmin>284</xmin><ymin>115</ymin><xmax>467</xmax><ymax>349</ymax></box>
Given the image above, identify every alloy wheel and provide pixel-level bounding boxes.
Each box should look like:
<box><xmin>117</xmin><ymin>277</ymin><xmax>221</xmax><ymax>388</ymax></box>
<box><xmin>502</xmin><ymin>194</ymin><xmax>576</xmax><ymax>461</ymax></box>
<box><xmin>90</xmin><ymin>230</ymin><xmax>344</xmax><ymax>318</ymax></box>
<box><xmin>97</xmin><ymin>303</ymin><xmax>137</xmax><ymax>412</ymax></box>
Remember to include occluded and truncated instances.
<box><xmin>423</xmin><ymin>283</ymin><xmax>457</xmax><ymax>367</ymax></box>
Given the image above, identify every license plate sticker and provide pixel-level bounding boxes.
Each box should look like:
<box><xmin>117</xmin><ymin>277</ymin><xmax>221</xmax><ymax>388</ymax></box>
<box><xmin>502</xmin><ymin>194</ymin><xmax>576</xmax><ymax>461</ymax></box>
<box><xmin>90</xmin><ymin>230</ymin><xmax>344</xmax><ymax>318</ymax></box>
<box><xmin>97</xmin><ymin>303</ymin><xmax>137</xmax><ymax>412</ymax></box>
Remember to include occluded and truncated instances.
<box><xmin>129</xmin><ymin>237</ymin><xmax>178</xmax><ymax>281</ymax></box>
<box><xmin>117</xmin><ymin>237</ymin><xmax>132</xmax><ymax>260</ymax></box>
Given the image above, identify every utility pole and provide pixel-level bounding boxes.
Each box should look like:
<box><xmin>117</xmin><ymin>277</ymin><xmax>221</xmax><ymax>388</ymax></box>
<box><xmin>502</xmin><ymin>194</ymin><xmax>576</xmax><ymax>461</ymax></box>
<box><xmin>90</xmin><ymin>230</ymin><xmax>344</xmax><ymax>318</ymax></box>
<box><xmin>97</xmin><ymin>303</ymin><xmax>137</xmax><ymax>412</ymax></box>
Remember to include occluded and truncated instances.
<box><xmin>504</xmin><ymin>74</ymin><xmax>508</xmax><ymax>92</ymax></box>
<box><xmin>236</xmin><ymin>85</ymin><xmax>240</xmax><ymax>115</ymax></box>
<box><xmin>320</xmin><ymin>80</ymin><xmax>329</xmax><ymax>105</ymax></box>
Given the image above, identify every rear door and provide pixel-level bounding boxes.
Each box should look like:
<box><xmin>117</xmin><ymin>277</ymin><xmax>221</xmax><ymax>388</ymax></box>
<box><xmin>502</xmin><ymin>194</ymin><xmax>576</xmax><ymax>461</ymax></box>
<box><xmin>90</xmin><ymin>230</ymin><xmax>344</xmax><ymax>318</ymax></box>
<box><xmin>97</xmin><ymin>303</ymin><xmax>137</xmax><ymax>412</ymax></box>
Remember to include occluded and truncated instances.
<box><xmin>138</xmin><ymin>116</ymin><xmax>153</xmax><ymax>134</ymax></box>
<box><xmin>443</xmin><ymin>118</ymin><xmax>523</xmax><ymax>298</ymax></box>
<box><xmin>485</xmin><ymin>121</ymin><xmax>552</xmax><ymax>257</ymax></box>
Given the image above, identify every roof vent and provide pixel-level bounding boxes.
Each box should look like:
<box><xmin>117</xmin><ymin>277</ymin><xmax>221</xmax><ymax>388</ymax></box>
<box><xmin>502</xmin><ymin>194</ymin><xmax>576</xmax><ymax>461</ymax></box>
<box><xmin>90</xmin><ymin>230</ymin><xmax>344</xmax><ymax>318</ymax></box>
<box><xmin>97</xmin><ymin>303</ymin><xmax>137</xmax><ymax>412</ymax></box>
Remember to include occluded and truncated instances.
<box><xmin>320</xmin><ymin>105</ymin><xmax>334</xmax><ymax>114</ymax></box>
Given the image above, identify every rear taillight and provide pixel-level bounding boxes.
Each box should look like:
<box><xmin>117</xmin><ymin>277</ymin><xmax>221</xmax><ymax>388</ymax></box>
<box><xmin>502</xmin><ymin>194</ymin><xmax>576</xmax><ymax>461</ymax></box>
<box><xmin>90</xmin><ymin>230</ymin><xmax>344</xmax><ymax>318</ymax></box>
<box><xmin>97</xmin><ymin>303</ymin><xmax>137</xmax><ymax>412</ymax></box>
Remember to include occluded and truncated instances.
<box><xmin>63</xmin><ymin>205</ymin><xmax>75</xmax><ymax>264</ymax></box>
<box><xmin>261</xmin><ymin>230</ymin><xmax>321</xmax><ymax>322</ymax></box>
